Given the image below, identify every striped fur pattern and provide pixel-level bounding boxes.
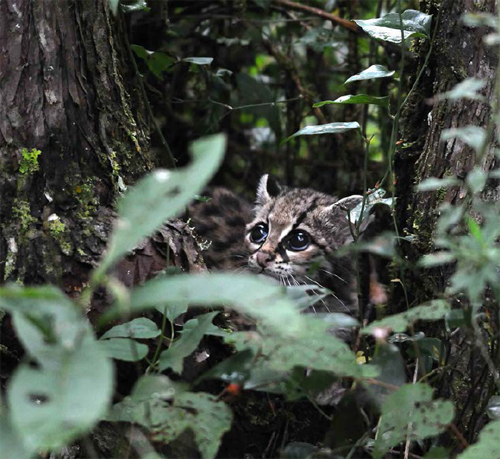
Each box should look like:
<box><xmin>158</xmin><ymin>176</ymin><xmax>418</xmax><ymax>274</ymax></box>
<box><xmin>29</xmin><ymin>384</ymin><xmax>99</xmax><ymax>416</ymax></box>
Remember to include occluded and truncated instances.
<box><xmin>188</xmin><ymin>175</ymin><xmax>361</xmax><ymax>314</ymax></box>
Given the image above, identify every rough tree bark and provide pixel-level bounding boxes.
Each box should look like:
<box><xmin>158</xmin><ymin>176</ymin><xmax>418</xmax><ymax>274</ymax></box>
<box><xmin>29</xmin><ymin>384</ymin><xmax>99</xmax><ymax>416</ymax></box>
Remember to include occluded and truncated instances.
<box><xmin>396</xmin><ymin>0</ymin><xmax>498</xmax><ymax>444</ymax></box>
<box><xmin>397</xmin><ymin>0</ymin><xmax>498</xmax><ymax>296</ymax></box>
<box><xmin>0</xmin><ymin>0</ymin><xmax>152</xmax><ymax>289</ymax></box>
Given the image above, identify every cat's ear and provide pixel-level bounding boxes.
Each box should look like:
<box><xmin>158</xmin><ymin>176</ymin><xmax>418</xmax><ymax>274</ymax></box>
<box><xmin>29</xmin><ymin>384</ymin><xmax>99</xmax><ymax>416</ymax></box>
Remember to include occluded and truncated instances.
<box><xmin>256</xmin><ymin>174</ymin><xmax>282</xmax><ymax>206</ymax></box>
<box><xmin>331</xmin><ymin>195</ymin><xmax>363</xmax><ymax>213</ymax></box>
<box><xmin>322</xmin><ymin>195</ymin><xmax>364</xmax><ymax>242</ymax></box>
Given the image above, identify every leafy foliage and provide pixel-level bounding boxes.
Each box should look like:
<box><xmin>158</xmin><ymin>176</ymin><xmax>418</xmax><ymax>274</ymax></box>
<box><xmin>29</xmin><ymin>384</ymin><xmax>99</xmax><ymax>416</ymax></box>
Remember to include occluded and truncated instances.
<box><xmin>2</xmin><ymin>1</ymin><xmax>499</xmax><ymax>459</ymax></box>
<box><xmin>373</xmin><ymin>384</ymin><xmax>454</xmax><ymax>459</ymax></box>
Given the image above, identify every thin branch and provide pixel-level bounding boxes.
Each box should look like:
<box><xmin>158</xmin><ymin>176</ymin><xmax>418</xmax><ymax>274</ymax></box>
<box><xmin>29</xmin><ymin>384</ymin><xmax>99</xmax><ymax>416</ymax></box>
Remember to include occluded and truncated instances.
<box><xmin>272</xmin><ymin>0</ymin><xmax>360</xmax><ymax>33</ymax></box>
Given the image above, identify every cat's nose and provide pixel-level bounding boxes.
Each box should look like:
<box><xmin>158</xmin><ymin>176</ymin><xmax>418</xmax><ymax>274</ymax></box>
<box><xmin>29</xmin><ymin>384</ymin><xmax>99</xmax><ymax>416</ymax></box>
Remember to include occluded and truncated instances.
<box><xmin>256</xmin><ymin>251</ymin><xmax>274</xmax><ymax>268</ymax></box>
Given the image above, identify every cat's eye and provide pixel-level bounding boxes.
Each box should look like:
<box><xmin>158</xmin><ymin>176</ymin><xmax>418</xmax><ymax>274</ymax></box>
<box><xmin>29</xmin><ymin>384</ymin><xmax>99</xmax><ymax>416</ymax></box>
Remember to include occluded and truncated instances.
<box><xmin>286</xmin><ymin>230</ymin><xmax>310</xmax><ymax>251</ymax></box>
<box><xmin>249</xmin><ymin>223</ymin><xmax>268</xmax><ymax>244</ymax></box>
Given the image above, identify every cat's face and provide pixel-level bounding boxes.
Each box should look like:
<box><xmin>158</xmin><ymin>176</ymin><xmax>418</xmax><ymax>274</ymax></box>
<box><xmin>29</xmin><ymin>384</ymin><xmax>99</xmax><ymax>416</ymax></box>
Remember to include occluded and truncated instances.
<box><xmin>245</xmin><ymin>175</ymin><xmax>361</xmax><ymax>284</ymax></box>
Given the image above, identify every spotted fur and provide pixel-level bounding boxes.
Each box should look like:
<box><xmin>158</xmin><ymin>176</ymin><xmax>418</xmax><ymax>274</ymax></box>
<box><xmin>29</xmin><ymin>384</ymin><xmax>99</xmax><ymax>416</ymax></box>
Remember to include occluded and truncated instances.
<box><xmin>189</xmin><ymin>175</ymin><xmax>362</xmax><ymax>314</ymax></box>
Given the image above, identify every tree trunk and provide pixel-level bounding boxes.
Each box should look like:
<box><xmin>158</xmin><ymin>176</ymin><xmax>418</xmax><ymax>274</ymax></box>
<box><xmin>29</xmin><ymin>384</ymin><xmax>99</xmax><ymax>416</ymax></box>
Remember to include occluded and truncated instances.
<box><xmin>0</xmin><ymin>0</ymin><xmax>152</xmax><ymax>288</ymax></box>
<box><xmin>396</xmin><ymin>0</ymin><xmax>498</xmax><ymax>305</ymax></box>
<box><xmin>395</xmin><ymin>0</ymin><xmax>498</xmax><ymax>444</ymax></box>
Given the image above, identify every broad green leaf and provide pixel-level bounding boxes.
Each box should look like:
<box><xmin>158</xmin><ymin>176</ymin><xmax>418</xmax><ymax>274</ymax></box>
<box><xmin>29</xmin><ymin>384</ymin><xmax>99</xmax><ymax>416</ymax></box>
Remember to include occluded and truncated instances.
<box><xmin>148</xmin><ymin>52</ymin><xmax>176</xmax><ymax>78</ymax></box>
<box><xmin>100</xmin><ymin>318</ymin><xmax>160</xmax><ymax>340</ymax></box>
<box><xmin>436</xmin><ymin>78</ymin><xmax>486</xmax><ymax>101</ymax></box>
<box><xmin>1</xmin><ymin>285</ymin><xmax>90</xmax><ymax>371</ymax></box>
<box><xmin>262</xmin><ymin>315</ymin><xmax>377</xmax><ymax>379</ymax></box>
<box><xmin>424</xmin><ymin>447</ymin><xmax>452</xmax><ymax>459</ymax></box>
<box><xmin>127</xmin><ymin>273</ymin><xmax>303</xmax><ymax>335</ymax></box>
<box><xmin>183</xmin><ymin>57</ymin><xmax>214</xmax><ymax>65</ymax></box>
<box><xmin>417</xmin><ymin>177</ymin><xmax>460</xmax><ymax>191</ymax></box>
<box><xmin>462</xmin><ymin>12</ymin><xmax>498</xmax><ymax>29</ymax></box>
<box><xmin>362</xmin><ymin>300</ymin><xmax>450</xmax><ymax>334</ymax></box>
<box><xmin>99</xmin><ymin>338</ymin><xmax>149</xmax><ymax>362</ymax></box>
<box><xmin>466</xmin><ymin>167</ymin><xmax>488</xmax><ymax>194</ymax></box>
<box><xmin>98</xmin><ymin>134</ymin><xmax>226</xmax><ymax>274</ymax></box>
<box><xmin>283</xmin><ymin>122</ymin><xmax>360</xmax><ymax>143</ymax></box>
<box><xmin>200</xmin><ymin>349</ymin><xmax>255</xmax><ymax>384</ymax></box>
<box><xmin>8</xmin><ymin>341</ymin><xmax>113</xmax><ymax>451</ymax></box>
<box><xmin>121</xmin><ymin>0</ymin><xmax>149</xmax><ymax>13</ymax></box>
<box><xmin>109</xmin><ymin>0</ymin><xmax>119</xmax><ymax>16</ymax></box>
<box><xmin>486</xmin><ymin>396</ymin><xmax>500</xmax><ymax>420</ymax></box>
<box><xmin>373</xmin><ymin>384</ymin><xmax>454</xmax><ymax>459</ymax></box>
<box><xmin>156</xmin><ymin>302</ymin><xmax>189</xmax><ymax>322</ymax></box>
<box><xmin>109</xmin><ymin>392</ymin><xmax>232</xmax><ymax>459</ymax></box>
<box><xmin>131</xmin><ymin>375</ymin><xmax>185</xmax><ymax>403</ymax></box>
<box><xmin>441</xmin><ymin>126</ymin><xmax>486</xmax><ymax>152</ymax></box>
<box><xmin>368</xmin><ymin>343</ymin><xmax>406</xmax><ymax>404</ymax></box>
<box><xmin>354</xmin><ymin>10</ymin><xmax>432</xmax><ymax>44</ymax></box>
<box><xmin>344</xmin><ymin>65</ymin><xmax>395</xmax><ymax>84</ymax></box>
<box><xmin>349</xmin><ymin>188</ymin><xmax>393</xmax><ymax>224</ymax></box>
<box><xmin>159</xmin><ymin>312</ymin><xmax>219</xmax><ymax>373</ymax></box>
<box><xmin>0</xmin><ymin>410</ymin><xmax>33</xmax><ymax>459</ymax></box>
<box><xmin>419</xmin><ymin>251</ymin><xmax>456</xmax><ymax>267</ymax></box>
<box><xmin>457</xmin><ymin>419</ymin><xmax>500</xmax><ymax>458</ymax></box>
<box><xmin>285</xmin><ymin>285</ymin><xmax>332</xmax><ymax>312</ymax></box>
<box><xmin>314</xmin><ymin>94</ymin><xmax>389</xmax><ymax>110</ymax></box>
<box><xmin>130</xmin><ymin>44</ymin><xmax>150</xmax><ymax>60</ymax></box>
<box><xmin>445</xmin><ymin>309</ymin><xmax>467</xmax><ymax>332</ymax></box>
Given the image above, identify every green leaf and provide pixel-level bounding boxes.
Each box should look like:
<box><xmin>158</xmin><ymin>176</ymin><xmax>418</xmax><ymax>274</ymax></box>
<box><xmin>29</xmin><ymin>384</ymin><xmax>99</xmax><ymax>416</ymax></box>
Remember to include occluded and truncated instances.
<box><xmin>362</xmin><ymin>300</ymin><xmax>450</xmax><ymax>335</ymax></box>
<box><xmin>159</xmin><ymin>312</ymin><xmax>220</xmax><ymax>373</ymax></box>
<box><xmin>97</xmin><ymin>134</ymin><xmax>226</xmax><ymax>274</ymax></box>
<box><xmin>159</xmin><ymin>392</ymin><xmax>234</xmax><ymax>459</ymax></box>
<box><xmin>127</xmin><ymin>273</ymin><xmax>303</xmax><ymax>336</ymax></box>
<box><xmin>445</xmin><ymin>309</ymin><xmax>467</xmax><ymax>332</ymax></box>
<box><xmin>109</xmin><ymin>392</ymin><xmax>232</xmax><ymax>459</ymax></box>
<box><xmin>130</xmin><ymin>44</ymin><xmax>150</xmax><ymax>60</ymax></box>
<box><xmin>417</xmin><ymin>177</ymin><xmax>460</xmax><ymax>191</ymax></box>
<box><xmin>436</xmin><ymin>78</ymin><xmax>486</xmax><ymax>101</ymax></box>
<box><xmin>183</xmin><ymin>57</ymin><xmax>214</xmax><ymax>65</ymax></box>
<box><xmin>156</xmin><ymin>302</ymin><xmax>189</xmax><ymax>323</ymax></box>
<box><xmin>121</xmin><ymin>0</ymin><xmax>149</xmax><ymax>13</ymax></box>
<box><xmin>349</xmin><ymin>188</ymin><xmax>393</xmax><ymax>225</ymax></box>
<box><xmin>419</xmin><ymin>251</ymin><xmax>456</xmax><ymax>267</ymax></box>
<box><xmin>283</xmin><ymin>122</ymin><xmax>360</xmax><ymax>143</ymax></box>
<box><xmin>0</xmin><ymin>410</ymin><xmax>33</xmax><ymax>459</ymax></box>
<box><xmin>200</xmin><ymin>349</ymin><xmax>255</xmax><ymax>385</ymax></box>
<box><xmin>148</xmin><ymin>52</ymin><xmax>176</xmax><ymax>78</ymax></box>
<box><xmin>344</xmin><ymin>64</ymin><xmax>395</xmax><ymax>84</ymax></box>
<box><xmin>468</xmin><ymin>217</ymin><xmax>483</xmax><ymax>242</ymax></box>
<box><xmin>262</xmin><ymin>315</ymin><xmax>376</xmax><ymax>379</ymax></box>
<box><xmin>100</xmin><ymin>318</ymin><xmax>160</xmax><ymax>340</ymax></box>
<box><xmin>373</xmin><ymin>384</ymin><xmax>454</xmax><ymax>459</ymax></box>
<box><xmin>368</xmin><ymin>343</ymin><xmax>406</xmax><ymax>404</ymax></box>
<box><xmin>99</xmin><ymin>338</ymin><xmax>149</xmax><ymax>362</ymax></box>
<box><xmin>109</xmin><ymin>0</ymin><xmax>120</xmax><ymax>16</ymax></box>
<box><xmin>131</xmin><ymin>375</ymin><xmax>185</xmax><ymax>403</ymax></box>
<box><xmin>466</xmin><ymin>167</ymin><xmax>488</xmax><ymax>194</ymax></box>
<box><xmin>285</xmin><ymin>285</ymin><xmax>332</xmax><ymax>312</ymax></box>
<box><xmin>456</xmin><ymin>419</ymin><xmax>500</xmax><ymax>458</ymax></box>
<box><xmin>354</xmin><ymin>10</ymin><xmax>432</xmax><ymax>44</ymax></box>
<box><xmin>314</xmin><ymin>94</ymin><xmax>389</xmax><ymax>109</ymax></box>
<box><xmin>486</xmin><ymin>396</ymin><xmax>500</xmax><ymax>420</ymax></box>
<box><xmin>462</xmin><ymin>12</ymin><xmax>498</xmax><ymax>29</ymax></box>
<box><xmin>441</xmin><ymin>126</ymin><xmax>486</xmax><ymax>152</ymax></box>
<box><xmin>8</xmin><ymin>341</ymin><xmax>113</xmax><ymax>451</ymax></box>
<box><xmin>0</xmin><ymin>285</ymin><xmax>90</xmax><ymax>371</ymax></box>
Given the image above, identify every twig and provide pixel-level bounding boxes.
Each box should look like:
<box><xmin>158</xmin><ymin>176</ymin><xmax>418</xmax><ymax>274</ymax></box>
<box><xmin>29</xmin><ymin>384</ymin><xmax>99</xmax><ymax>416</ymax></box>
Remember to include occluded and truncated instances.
<box><xmin>448</xmin><ymin>423</ymin><xmax>470</xmax><ymax>450</ymax></box>
<box><xmin>272</xmin><ymin>0</ymin><xmax>360</xmax><ymax>32</ymax></box>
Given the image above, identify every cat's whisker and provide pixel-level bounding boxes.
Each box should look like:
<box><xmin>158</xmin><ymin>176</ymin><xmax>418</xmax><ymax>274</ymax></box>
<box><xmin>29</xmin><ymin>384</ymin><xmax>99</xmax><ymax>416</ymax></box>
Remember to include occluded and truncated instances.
<box><xmin>318</xmin><ymin>269</ymin><xmax>348</xmax><ymax>285</ymax></box>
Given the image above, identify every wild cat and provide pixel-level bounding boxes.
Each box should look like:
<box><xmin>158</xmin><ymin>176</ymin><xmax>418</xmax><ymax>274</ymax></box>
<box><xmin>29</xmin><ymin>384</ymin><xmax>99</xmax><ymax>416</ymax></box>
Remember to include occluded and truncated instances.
<box><xmin>188</xmin><ymin>174</ymin><xmax>362</xmax><ymax>315</ymax></box>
